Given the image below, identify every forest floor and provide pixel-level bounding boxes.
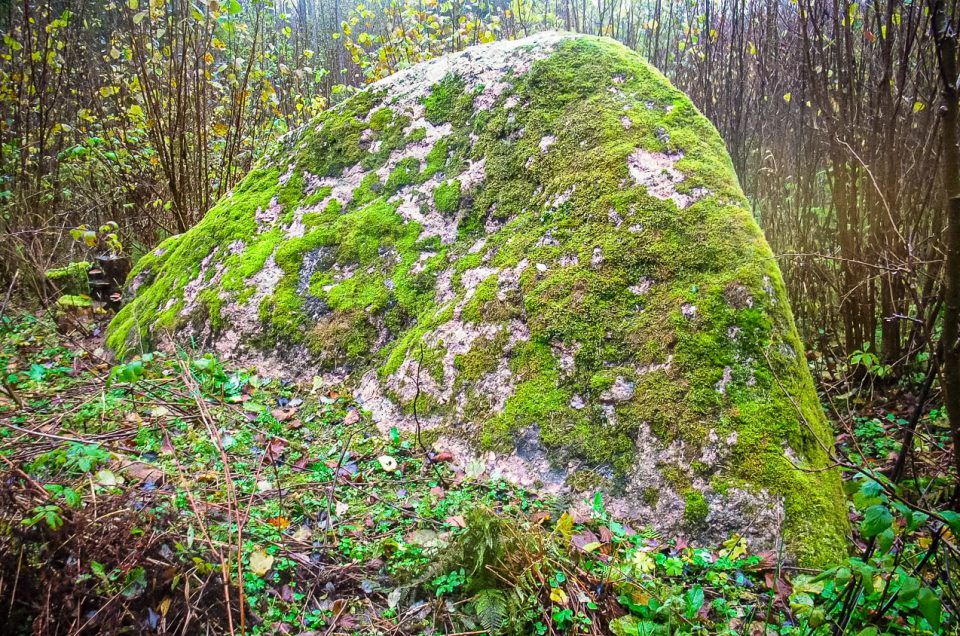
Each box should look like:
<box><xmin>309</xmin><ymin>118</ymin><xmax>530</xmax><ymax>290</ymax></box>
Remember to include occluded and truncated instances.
<box><xmin>0</xmin><ymin>309</ymin><xmax>956</xmax><ymax>635</ymax></box>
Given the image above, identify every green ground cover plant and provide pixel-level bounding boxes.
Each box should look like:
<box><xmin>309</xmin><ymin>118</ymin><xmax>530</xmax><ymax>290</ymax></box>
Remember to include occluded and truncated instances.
<box><xmin>0</xmin><ymin>312</ymin><xmax>956</xmax><ymax>634</ymax></box>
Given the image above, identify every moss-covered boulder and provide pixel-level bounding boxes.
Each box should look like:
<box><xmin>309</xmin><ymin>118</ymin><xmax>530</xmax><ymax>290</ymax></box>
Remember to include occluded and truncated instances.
<box><xmin>107</xmin><ymin>33</ymin><xmax>847</xmax><ymax>566</ymax></box>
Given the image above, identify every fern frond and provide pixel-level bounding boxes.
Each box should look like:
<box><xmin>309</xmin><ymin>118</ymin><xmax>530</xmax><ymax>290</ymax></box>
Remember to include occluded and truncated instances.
<box><xmin>474</xmin><ymin>587</ymin><xmax>507</xmax><ymax>634</ymax></box>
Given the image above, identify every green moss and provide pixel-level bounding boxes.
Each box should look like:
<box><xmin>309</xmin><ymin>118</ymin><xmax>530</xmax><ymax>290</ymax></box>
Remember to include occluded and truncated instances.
<box><xmin>683</xmin><ymin>490</ymin><xmax>709</xmax><ymax>526</ymax></box>
<box><xmin>46</xmin><ymin>261</ymin><xmax>91</xmax><ymax>295</ymax></box>
<box><xmin>433</xmin><ymin>179</ymin><xmax>461</xmax><ymax>214</ymax></box>
<box><xmin>454</xmin><ymin>331</ymin><xmax>507</xmax><ymax>385</ymax></box>
<box><xmin>642</xmin><ymin>488</ymin><xmax>660</xmax><ymax>508</ymax></box>
<box><xmin>422</xmin><ymin>75</ymin><xmax>475</xmax><ymax>125</ymax></box>
<box><xmin>566</xmin><ymin>470</ymin><xmax>609</xmax><ymax>493</ymax></box>
<box><xmin>418</xmin><ymin>137</ymin><xmax>446</xmax><ymax>180</ymax></box>
<box><xmin>368</xmin><ymin>107</ymin><xmax>394</xmax><ymax>131</ymax></box>
<box><xmin>56</xmin><ymin>294</ymin><xmax>92</xmax><ymax>308</ymax></box>
<box><xmin>385</xmin><ymin>157</ymin><xmax>420</xmax><ymax>193</ymax></box>
<box><xmin>407</xmin><ymin>127</ymin><xmax>427</xmax><ymax>143</ymax></box>
<box><xmin>307</xmin><ymin>309</ymin><xmax>377</xmax><ymax>370</ymax></box>
<box><xmin>362</xmin><ymin>109</ymin><xmax>412</xmax><ymax>170</ymax></box>
<box><xmin>352</xmin><ymin>173</ymin><xmax>383</xmax><ymax>208</ymax></box>
<box><xmin>458</xmin><ymin>277</ymin><xmax>521</xmax><ymax>324</ymax></box>
<box><xmin>660</xmin><ymin>465</ymin><xmax>692</xmax><ymax>492</ymax></box>
<box><xmin>46</xmin><ymin>261</ymin><xmax>90</xmax><ymax>281</ymax></box>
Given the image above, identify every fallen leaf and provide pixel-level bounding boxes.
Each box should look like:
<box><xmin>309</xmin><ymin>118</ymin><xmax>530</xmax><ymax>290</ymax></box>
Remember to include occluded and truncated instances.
<box><xmin>378</xmin><ymin>455</ymin><xmax>398</xmax><ymax>472</ymax></box>
<box><xmin>95</xmin><ymin>469</ymin><xmax>122</xmax><ymax>486</ymax></box>
<box><xmin>264</xmin><ymin>438</ymin><xmax>287</xmax><ymax>463</ymax></box>
<box><xmin>117</xmin><ymin>460</ymin><xmax>163</xmax><ymax>483</ymax></box>
<box><xmin>343</xmin><ymin>408</ymin><xmax>360</xmax><ymax>425</ymax></box>
<box><xmin>431</xmin><ymin>450</ymin><xmax>454</xmax><ymax>463</ymax></box>
<box><xmin>267</xmin><ymin>516</ymin><xmax>290</xmax><ymax>530</ymax></box>
<box><xmin>271</xmin><ymin>407</ymin><xmax>296</xmax><ymax>422</ymax></box>
<box><xmin>550</xmin><ymin>587</ymin><xmax>568</xmax><ymax>604</ymax></box>
<box><xmin>158</xmin><ymin>597</ymin><xmax>172</xmax><ymax>617</ymax></box>
<box><xmin>406</xmin><ymin>528</ymin><xmax>441</xmax><ymax>547</ymax></box>
<box><xmin>465</xmin><ymin>458</ymin><xmax>485</xmax><ymax>478</ymax></box>
<box><xmin>291</xmin><ymin>526</ymin><xmax>312</xmax><ymax>542</ymax></box>
<box><xmin>335</xmin><ymin>501</ymin><xmax>349</xmax><ymax>516</ymax></box>
<box><xmin>556</xmin><ymin>512</ymin><xmax>574</xmax><ymax>541</ymax></box>
<box><xmin>387</xmin><ymin>587</ymin><xmax>402</xmax><ymax>609</ymax></box>
<box><xmin>572</xmin><ymin>530</ymin><xmax>601</xmax><ymax>553</ymax></box>
<box><xmin>249</xmin><ymin>547</ymin><xmax>274</xmax><ymax>576</ymax></box>
<box><xmin>445</xmin><ymin>515</ymin><xmax>466</xmax><ymax>528</ymax></box>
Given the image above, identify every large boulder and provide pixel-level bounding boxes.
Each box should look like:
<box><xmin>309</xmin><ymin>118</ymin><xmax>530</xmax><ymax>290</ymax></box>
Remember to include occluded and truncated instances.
<box><xmin>108</xmin><ymin>33</ymin><xmax>847</xmax><ymax>565</ymax></box>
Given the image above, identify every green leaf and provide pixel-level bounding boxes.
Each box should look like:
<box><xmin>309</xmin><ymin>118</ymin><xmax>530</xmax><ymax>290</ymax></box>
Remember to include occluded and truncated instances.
<box><xmin>91</xmin><ymin>560</ymin><xmax>107</xmax><ymax>579</ymax></box>
<box><xmin>940</xmin><ymin>510</ymin><xmax>960</xmax><ymax>535</ymax></box>
<box><xmin>28</xmin><ymin>363</ymin><xmax>47</xmax><ymax>382</ymax></box>
<box><xmin>876</xmin><ymin>527</ymin><xmax>895</xmax><ymax>554</ymax></box>
<box><xmin>918</xmin><ymin>587</ymin><xmax>941</xmax><ymax>631</ymax></box>
<box><xmin>684</xmin><ymin>585</ymin><xmax>705</xmax><ymax>618</ymax></box>
<box><xmin>122</xmin><ymin>566</ymin><xmax>147</xmax><ymax>599</ymax></box>
<box><xmin>227</xmin><ymin>0</ymin><xmax>241</xmax><ymax>13</ymax></box>
<box><xmin>860</xmin><ymin>504</ymin><xmax>893</xmax><ymax>538</ymax></box>
<box><xmin>905</xmin><ymin>509</ymin><xmax>928</xmax><ymax>532</ymax></box>
<box><xmin>897</xmin><ymin>575</ymin><xmax>920</xmax><ymax>603</ymax></box>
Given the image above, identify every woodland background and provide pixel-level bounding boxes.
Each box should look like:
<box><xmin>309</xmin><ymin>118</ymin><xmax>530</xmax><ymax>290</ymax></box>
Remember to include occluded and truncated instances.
<box><xmin>1</xmin><ymin>0</ymin><xmax>954</xmax><ymax>382</ymax></box>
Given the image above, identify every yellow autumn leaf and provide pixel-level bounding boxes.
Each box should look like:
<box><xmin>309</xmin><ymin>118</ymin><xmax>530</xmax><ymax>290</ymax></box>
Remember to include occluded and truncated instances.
<box><xmin>549</xmin><ymin>587</ymin><xmax>568</xmax><ymax>604</ymax></box>
<box><xmin>632</xmin><ymin>549</ymin><xmax>656</xmax><ymax>574</ymax></box>
<box><xmin>783</xmin><ymin>92</ymin><xmax>792</xmax><ymax>103</ymax></box>
<box><xmin>556</xmin><ymin>512</ymin><xmax>574</xmax><ymax>541</ymax></box>
<box><xmin>248</xmin><ymin>547</ymin><xmax>274</xmax><ymax>576</ymax></box>
<box><xmin>212</xmin><ymin>123</ymin><xmax>228</xmax><ymax>136</ymax></box>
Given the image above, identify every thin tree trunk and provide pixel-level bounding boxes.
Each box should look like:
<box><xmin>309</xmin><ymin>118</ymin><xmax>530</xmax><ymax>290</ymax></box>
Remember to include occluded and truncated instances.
<box><xmin>930</xmin><ymin>0</ymin><xmax>960</xmax><ymax>492</ymax></box>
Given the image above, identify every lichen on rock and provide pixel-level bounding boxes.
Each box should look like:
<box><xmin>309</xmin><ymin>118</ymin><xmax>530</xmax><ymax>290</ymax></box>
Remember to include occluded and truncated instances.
<box><xmin>107</xmin><ymin>32</ymin><xmax>848</xmax><ymax>566</ymax></box>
